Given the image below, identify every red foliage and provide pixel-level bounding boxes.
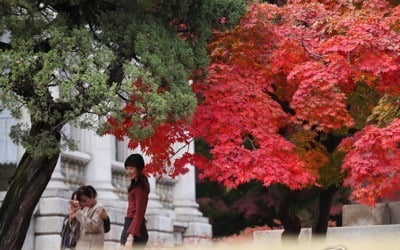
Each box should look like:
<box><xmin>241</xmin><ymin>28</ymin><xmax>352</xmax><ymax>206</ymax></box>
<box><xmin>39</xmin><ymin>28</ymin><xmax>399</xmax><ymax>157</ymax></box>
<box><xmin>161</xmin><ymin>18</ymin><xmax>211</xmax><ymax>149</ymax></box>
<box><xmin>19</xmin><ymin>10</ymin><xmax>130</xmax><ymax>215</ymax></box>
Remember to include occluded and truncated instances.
<box><xmin>107</xmin><ymin>0</ymin><xmax>400</xmax><ymax>204</ymax></box>
<box><xmin>339</xmin><ymin>119</ymin><xmax>400</xmax><ymax>205</ymax></box>
<box><xmin>105</xmin><ymin>78</ymin><xmax>193</xmax><ymax>177</ymax></box>
<box><xmin>192</xmin><ymin>0</ymin><xmax>400</xmax><ymax>200</ymax></box>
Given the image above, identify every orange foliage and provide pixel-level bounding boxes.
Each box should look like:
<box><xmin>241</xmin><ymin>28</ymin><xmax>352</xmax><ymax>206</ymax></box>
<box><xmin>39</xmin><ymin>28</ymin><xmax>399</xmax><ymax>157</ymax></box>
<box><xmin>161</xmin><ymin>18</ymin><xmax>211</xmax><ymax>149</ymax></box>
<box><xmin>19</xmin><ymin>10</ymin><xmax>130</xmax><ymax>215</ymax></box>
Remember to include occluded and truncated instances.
<box><xmin>107</xmin><ymin>0</ymin><xmax>400</xmax><ymax>204</ymax></box>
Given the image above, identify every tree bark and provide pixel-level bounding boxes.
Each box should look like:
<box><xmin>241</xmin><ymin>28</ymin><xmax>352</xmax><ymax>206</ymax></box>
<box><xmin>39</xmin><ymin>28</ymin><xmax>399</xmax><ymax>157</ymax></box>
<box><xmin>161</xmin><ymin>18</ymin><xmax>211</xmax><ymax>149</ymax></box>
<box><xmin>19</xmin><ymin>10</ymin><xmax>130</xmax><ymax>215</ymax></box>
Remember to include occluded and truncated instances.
<box><xmin>312</xmin><ymin>186</ymin><xmax>338</xmax><ymax>238</ymax></box>
<box><xmin>278</xmin><ymin>190</ymin><xmax>301</xmax><ymax>242</ymax></box>
<box><xmin>0</xmin><ymin>123</ymin><xmax>61</xmax><ymax>250</ymax></box>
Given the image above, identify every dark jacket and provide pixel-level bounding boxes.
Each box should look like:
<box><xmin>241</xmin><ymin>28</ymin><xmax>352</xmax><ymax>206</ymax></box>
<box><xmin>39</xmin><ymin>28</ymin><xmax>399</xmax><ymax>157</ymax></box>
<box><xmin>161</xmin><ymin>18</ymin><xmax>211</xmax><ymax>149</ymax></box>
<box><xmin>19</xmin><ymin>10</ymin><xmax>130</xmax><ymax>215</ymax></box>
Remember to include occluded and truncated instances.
<box><xmin>60</xmin><ymin>216</ymin><xmax>80</xmax><ymax>250</ymax></box>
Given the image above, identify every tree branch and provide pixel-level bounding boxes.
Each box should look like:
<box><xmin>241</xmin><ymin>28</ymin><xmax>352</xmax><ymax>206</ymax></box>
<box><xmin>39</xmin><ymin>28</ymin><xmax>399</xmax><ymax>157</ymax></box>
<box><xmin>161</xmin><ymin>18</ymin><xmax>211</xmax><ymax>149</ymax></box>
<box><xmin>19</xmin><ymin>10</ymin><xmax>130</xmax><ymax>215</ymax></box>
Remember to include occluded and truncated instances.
<box><xmin>300</xmin><ymin>39</ymin><xmax>323</xmax><ymax>60</ymax></box>
<box><xmin>169</xmin><ymin>138</ymin><xmax>194</xmax><ymax>160</ymax></box>
<box><xmin>108</xmin><ymin>62</ymin><xmax>130</xmax><ymax>101</ymax></box>
<box><xmin>244</xmin><ymin>135</ymin><xmax>257</xmax><ymax>150</ymax></box>
<box><xmin>265</xmin><ymin>89</ymin><xmax>295</xmax><ymax>115</ymax></box>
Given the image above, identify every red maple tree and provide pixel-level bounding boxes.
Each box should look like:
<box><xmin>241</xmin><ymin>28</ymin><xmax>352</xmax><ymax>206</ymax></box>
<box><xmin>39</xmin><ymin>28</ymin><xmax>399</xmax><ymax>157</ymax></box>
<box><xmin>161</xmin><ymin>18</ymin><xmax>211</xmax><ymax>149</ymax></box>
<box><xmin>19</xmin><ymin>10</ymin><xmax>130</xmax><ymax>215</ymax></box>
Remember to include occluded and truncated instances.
<box><xmin>106</xmin><ymin>0</ymin><xmax>400</xmax><ymax>235</ymax></box>
<box><xmin>195</xmin><ymin>0</ymin><xmax>400</xmax><ymax>204</ymax></box>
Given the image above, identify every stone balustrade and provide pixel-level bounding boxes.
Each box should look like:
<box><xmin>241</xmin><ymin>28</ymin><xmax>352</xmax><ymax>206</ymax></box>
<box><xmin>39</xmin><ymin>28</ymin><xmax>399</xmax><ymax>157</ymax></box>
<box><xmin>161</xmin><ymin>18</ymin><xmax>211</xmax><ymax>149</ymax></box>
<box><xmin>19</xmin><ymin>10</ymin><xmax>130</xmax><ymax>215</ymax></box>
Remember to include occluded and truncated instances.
<box><xmin>111</xmin><ymin>160</ymin><xmax>129</xmax><ymax>199</ymax></box>
<box><xmin>60</xmin><ymin>151</ymin><xmax>91</xmax><ymax>188</ymax></box>
<box><xmin>156</xmin><ymin>177</ymin><xmax>177</xmax><ymax>209</ymax></box>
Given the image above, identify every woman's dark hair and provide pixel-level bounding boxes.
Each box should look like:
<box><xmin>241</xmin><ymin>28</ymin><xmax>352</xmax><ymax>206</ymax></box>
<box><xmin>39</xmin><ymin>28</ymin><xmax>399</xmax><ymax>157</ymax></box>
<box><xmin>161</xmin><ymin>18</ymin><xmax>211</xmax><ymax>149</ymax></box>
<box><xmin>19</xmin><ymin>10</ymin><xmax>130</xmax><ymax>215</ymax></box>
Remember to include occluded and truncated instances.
<box><xmin>76</xmin><ymin>185</ymin><xmax>97</xmax><ymax>200</ymax></box>
<box><xmin>124</xmin><ymin>153</ymin><xmax>145</xmax><ymax>172</ymax></box>
<box><xmin>125</xmin><ymin>154</ymin><xmax>149</xmax><ymax>192</ymax></box>
<box><xmin>70</xmin><ymin>190</ymin><xmax>79</xmax><ymax>200</ymax></box>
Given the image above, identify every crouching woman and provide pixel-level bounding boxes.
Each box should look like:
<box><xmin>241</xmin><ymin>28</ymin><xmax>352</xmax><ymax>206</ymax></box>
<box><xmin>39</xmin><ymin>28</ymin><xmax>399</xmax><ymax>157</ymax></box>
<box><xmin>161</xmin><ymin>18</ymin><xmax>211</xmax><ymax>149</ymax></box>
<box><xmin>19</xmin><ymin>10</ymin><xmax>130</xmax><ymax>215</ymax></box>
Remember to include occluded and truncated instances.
<box><xmin>70</xmin><ymin>185</ymin><xmax>105</xmax><ymax>250</ymax></box>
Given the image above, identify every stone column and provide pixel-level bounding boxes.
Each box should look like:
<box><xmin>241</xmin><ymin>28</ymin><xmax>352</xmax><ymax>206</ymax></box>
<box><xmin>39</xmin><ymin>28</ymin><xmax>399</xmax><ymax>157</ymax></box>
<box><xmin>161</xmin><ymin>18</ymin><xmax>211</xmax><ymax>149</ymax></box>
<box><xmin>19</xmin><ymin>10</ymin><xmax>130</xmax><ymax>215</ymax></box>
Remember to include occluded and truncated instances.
<box><xmin>173</xmin><ymin>165</ymin><xmax>202</xmax><ymax>218</ymax></box>
<box><xmin>46</xmin><ymin>157</ymin><xmax>68</xmax><ymax>190</ymax></box>
<box><xmin>140</xmin><ymin>153</ymin><xmax>175</xmax><ymax>247</ymax></box>
<box><xmin>172</xmin><ymin>142</ymin><xmax>212</xmax><ymax>243</ymax></box>
<box><xmin>72</xmin><ymin>126</ymin><xmax>118</xmax><ymax>200</ymax></box>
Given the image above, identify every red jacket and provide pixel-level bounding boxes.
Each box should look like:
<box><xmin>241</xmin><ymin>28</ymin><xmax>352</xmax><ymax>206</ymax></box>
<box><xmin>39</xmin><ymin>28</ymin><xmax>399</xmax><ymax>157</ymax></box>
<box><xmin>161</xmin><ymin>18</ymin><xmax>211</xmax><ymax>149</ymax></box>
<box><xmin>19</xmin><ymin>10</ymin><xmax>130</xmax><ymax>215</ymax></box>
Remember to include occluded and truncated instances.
<box><xmin>126</xmin><ymin>177</ymin><xmax>149</xmax><ymax>237</ymax></box>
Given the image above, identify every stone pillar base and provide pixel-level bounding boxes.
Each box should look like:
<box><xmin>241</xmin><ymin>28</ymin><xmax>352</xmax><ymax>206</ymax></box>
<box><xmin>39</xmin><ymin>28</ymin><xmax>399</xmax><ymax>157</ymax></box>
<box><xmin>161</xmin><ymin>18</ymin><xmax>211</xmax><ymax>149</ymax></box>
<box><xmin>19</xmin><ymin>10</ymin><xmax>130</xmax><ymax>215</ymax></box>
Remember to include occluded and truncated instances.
<box><xmin>173</xmin><ymin>199</ymin><xmax>212</xmax><ymax>244</ymax></box>
<box><xmin>26</xmin><ymin>195</ymin><xmax>69</xmax><ymax>250</ymax></box>
<box><xmin>35</xmin><ymin>235</ymin><xmax>61</xmax><ymax>250</ymax></box>
<box><xmin>147</xmin><ymin>214</ymin><xmax>175</xmax><ymax>247</ymax></box>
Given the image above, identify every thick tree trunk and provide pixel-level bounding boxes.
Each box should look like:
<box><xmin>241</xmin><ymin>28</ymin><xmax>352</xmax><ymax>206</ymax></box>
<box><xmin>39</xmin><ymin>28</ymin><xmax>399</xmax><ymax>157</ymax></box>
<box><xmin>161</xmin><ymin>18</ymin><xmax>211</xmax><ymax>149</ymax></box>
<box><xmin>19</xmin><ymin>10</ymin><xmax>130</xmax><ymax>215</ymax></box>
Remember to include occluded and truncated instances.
<box><xmin>0</xmin><ymin>122</ymin><xmax>61</xmax><ymax>250</ymax></box>
<box><xmin>269</xmin><ymin>184</ymin><xmax>302</xmax><ymax>241</ymax></box>
<box><xmin>0</xmin><ymin>152</ymin><xmax>59</xmax><ymax>249</ymax></box>
<box><xmin>278</xmin><ymin>191</ymin><xmax>301</xmax><ymax>242</ymax></box>
<box><xmin>312</xmin><ymin>186</ymin><xmax>338</xmax><ymax>238</ymax></box>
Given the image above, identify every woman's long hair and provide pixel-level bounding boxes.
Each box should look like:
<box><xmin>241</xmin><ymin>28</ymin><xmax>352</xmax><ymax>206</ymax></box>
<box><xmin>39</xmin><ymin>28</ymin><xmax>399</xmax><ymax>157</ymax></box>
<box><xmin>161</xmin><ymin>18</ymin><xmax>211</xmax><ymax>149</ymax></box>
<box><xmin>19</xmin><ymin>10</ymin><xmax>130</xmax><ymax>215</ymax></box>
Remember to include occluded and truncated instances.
<box><xmin>124</xmin><ymin>154</ymin><xmax>149</xmax><ymax>192</ymax></box>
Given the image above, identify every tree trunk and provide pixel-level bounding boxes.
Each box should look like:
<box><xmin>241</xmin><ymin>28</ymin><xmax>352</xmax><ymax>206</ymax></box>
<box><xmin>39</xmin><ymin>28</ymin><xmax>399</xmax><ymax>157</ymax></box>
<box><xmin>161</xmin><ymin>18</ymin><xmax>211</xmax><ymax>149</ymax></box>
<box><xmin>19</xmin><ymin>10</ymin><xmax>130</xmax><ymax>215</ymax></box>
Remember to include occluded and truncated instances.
<box><xmin>0</xmin><ymin>123</ymin><xmax>61</xmax><ymax>250</ymax></box>
<box><xmin>312</xmin><ymin>186</ymin><xmax>338</xmax><ymax>238</ymax></box>
<box><xmin>278</xmin><ymin>191</ymin><xmax>301</xmax><ymax>242</ymax></box>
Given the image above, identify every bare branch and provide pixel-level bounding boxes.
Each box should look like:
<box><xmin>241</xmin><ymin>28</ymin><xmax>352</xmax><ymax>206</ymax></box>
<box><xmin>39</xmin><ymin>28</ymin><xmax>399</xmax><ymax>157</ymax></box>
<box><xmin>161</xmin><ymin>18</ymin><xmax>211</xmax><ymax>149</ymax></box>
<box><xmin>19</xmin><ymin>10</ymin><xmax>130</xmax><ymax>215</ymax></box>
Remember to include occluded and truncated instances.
<box><xmin>347</xmin><ymin>51</ymin><xmax>351</xmax><ymax>63</ymax></box>
<box><xmin>300</xmin><ymin>39</ymin><xmax>323</xmax><ymax>60</ymax></box>
<box><xmin>244</xmin><ymin>135</ymin><xmax>257</xmax><ymax>150</ymax></box>
<box><xmin>169</xmin><ymin>138</ymin><xmax>194</xmax><ymax>160</ymax></box>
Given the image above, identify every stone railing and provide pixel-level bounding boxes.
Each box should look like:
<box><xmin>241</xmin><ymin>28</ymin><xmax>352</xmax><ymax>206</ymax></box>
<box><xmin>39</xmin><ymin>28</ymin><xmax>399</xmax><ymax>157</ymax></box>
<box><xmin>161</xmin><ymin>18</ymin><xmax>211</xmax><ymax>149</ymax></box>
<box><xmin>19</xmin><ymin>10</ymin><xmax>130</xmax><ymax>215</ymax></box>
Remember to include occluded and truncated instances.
<box><xmin>342</xmin><ymin>202</ymin><xmax>400</xmax><ymax>225</ymax></box>
<box><xmin>60</xmin><ymin>151</ymin><xmax>91</xmax><ymax>188</ymax></box>
<box><xmin>156</xmin><ymin>177</ymin><xmax>176</xmax><ymax>209</ymax></box>
<box><xmin>111</xmin><ymin>160</ymin><xmax>129</xmax><ymax>199</ymax></box>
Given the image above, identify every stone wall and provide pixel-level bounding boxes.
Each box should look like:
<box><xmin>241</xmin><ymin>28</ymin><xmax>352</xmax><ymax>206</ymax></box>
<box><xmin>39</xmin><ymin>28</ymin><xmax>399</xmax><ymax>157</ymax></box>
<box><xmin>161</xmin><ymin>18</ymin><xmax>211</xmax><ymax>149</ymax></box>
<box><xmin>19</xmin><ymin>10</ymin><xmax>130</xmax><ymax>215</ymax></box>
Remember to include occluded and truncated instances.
<box><xmin>342</xmin><ymin>202</ymin><xmax>400</xmax><ymax>226</ymax></box>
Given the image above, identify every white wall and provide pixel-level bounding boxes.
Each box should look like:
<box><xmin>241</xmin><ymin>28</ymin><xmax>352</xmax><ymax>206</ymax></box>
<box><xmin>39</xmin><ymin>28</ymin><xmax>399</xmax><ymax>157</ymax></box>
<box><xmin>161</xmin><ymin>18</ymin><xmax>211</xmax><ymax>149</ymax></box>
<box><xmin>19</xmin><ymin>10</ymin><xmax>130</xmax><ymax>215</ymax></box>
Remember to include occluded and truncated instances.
<box><xmin>0</xmin><ymin>110</ymin><xmax>18</xmax><ymax>164</ymax></box>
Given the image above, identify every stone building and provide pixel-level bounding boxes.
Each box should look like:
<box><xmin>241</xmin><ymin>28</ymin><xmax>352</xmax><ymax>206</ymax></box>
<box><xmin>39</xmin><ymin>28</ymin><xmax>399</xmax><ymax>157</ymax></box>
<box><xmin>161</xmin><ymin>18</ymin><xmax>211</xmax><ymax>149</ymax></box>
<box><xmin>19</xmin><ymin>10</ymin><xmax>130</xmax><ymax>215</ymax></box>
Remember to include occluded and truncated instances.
<box><xmin>0</xmin><ymin>110</ymin><xmax>212</xmax><ymax>250</ymax></box>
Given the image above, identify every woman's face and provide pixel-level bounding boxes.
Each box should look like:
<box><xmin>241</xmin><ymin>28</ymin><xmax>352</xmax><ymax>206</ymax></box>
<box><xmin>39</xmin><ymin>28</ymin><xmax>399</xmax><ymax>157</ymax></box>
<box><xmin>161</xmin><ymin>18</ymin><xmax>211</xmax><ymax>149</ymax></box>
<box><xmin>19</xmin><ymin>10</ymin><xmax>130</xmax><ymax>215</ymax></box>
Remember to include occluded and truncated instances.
<box><xmin>79</xmin><ymin>195</ymin><xmax>96</xmax><ymax>208</ymax></box>
<box><xmin>125</xmin><ymin>165</ymin><xmax>139</xmax><ymax>180</ymax></box>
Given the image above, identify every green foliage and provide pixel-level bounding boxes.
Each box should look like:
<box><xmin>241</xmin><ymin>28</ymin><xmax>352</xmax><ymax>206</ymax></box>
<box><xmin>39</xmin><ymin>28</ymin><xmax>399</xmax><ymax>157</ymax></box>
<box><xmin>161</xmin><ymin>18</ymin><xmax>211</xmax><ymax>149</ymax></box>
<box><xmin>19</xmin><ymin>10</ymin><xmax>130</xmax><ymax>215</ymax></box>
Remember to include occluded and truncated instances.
<box><xmin>388</xmin><ymin>0</ymin><xmax>400</xmax><ymax>6</ymax></box>
<box><xmin>318</xmin><ymin>150</ymin><xmax>346</xmax><ymax>187</ymax></box>
<box><xmin>347</xmin><ymin>82</ymin><xmax>380</xmax><ymax>129</ymax></box>
<box><xmin>0</xmin><ymin>0</ymin><xmax>246</xmax><ymax>158</ymax></box>
<box><xmin>195</xmin><ymin>138</ymin><xmax>213</xmax><ymax>159</ymax></box>
<box><xmin>367</xmin><ymin>94</ymin><xmax>400</xmax><ymax>128</ymax></box>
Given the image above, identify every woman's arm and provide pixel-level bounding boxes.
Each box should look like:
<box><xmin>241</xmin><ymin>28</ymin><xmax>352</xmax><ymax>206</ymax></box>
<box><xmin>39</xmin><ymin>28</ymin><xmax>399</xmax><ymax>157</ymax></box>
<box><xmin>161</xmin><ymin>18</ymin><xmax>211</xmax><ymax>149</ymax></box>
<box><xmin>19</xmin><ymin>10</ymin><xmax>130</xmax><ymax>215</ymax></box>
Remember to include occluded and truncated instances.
<box><xmin>98</xmin><ymin>208</ymin><xmax>111</xmax><ymax>233</ymax></box>
<box><xmin>75</xmin><ymin>207</ymin><xmax>104</xmax><ymax>232</ymax></box>
<box><xmin>127</xmin><ymin>188</ymin><xmax>148</xmax><ymax>237</ymax></box>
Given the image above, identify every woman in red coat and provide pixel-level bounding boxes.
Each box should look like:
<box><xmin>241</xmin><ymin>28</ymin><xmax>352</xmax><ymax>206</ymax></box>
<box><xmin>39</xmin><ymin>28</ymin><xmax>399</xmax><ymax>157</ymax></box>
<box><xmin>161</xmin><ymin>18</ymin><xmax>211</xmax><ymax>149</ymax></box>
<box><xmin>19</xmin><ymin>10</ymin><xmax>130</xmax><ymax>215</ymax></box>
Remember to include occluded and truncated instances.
<box><xmin>120</xmin><ymin>154</ymin><xmax>150</xmax><ymax>249</ymax></box>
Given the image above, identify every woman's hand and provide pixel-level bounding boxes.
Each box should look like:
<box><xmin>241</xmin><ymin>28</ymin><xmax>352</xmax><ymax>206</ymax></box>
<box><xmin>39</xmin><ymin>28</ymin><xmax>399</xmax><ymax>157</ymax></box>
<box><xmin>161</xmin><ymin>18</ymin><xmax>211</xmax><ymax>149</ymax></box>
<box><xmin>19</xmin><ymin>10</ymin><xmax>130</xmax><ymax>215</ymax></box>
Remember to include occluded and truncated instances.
<box><xmin>68</xmin><ymin>207</ymin><xmax>76</xmax><ymax>219</ymax></box>
<box><xmin>68</xmin><ymin>200</ymin><xmax>80</xmax><ymax>219</ymax></box>
<box><xmin>98</xmin><ymin>208</ymin><xmax>108</xmax><ymax>220</ymax></box>
<box><xmin>123</xmin><ymin>235</ymin><xmax>134</xmax><ymax>249</ymax></box>
<box><xmin>69</xmin><ymin>200</ymin><xmax>80</xmax><ymax>209</ymax></box>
